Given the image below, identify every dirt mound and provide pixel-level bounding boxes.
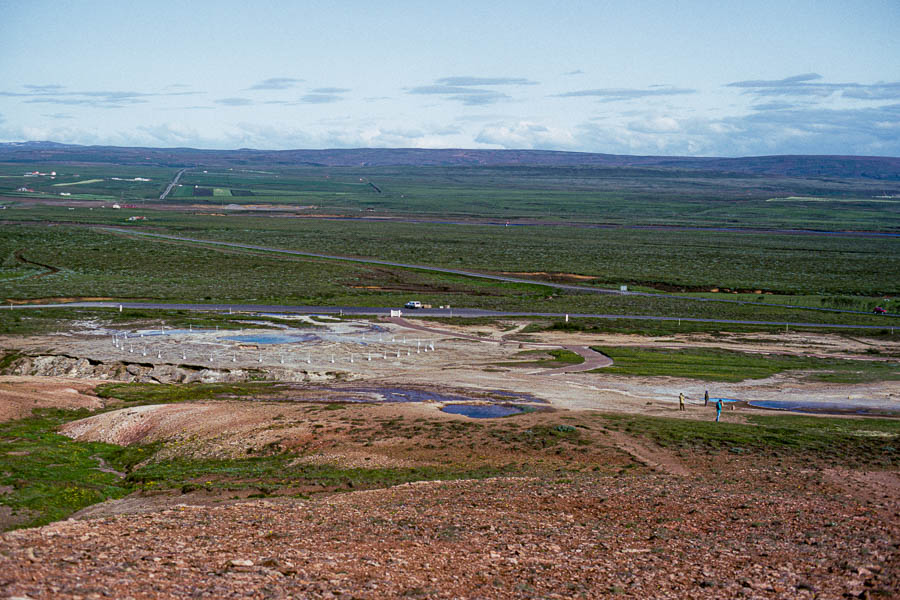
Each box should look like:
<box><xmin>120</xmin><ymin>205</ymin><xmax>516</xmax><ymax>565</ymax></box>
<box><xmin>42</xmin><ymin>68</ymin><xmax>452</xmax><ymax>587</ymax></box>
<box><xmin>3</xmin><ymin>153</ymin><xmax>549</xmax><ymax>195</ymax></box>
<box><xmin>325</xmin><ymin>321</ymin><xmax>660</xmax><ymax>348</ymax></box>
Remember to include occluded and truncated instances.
<box><xmin>60</xmin><ymin>402</ymin><xmax>306</xmax><ymax>454</ymax></box>
<box><xmin>0</xmin><ymin>376</ymin><xmax>105</xmax><ymax>422</ymax></box>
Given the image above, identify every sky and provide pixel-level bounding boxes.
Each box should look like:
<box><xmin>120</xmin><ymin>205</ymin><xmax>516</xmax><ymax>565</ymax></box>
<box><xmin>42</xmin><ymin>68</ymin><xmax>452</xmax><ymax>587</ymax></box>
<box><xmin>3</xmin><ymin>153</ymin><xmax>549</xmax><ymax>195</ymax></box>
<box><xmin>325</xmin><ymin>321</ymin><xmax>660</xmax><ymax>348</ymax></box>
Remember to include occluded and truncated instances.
<box><xmin>1</xmin><ymin>0</ymin><xmax>899</xmax><ymax>157</ymax></box>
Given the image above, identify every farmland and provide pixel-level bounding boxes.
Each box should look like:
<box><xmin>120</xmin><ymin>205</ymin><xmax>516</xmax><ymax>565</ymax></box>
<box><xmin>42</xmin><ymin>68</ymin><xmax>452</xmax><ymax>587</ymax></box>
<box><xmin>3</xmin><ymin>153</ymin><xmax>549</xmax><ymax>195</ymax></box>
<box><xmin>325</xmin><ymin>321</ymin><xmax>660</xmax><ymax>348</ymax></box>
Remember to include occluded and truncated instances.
<box><xmin>153</xmin><ymin>164</ymin><xmax>900</xmax><ymax>229</ymax></box>
<box><xmin>3</xmin><ymin>153</ymin><xmax>900</xmax><ymax>228</ymax></box>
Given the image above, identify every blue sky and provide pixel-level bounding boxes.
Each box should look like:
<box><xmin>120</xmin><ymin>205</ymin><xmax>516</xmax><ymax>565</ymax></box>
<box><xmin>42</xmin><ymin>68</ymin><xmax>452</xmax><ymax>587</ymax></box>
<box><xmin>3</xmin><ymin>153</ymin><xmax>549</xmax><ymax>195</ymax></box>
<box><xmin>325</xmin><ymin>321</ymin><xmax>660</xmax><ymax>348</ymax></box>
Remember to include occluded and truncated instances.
<box><xmin>1</xmin><ymin>0</ymin><xmax>899</xmax><ymax>156</ymax></box>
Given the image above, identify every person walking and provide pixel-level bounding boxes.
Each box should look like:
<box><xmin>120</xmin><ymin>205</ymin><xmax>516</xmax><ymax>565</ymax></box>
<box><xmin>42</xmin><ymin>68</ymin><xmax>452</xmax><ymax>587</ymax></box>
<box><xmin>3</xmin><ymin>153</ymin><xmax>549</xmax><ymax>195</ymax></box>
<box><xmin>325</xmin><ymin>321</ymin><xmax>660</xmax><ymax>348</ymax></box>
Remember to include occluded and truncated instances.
<box><xmin>679</xmin><ymin>392</ymin><xmax>686</xmax><ymax>411</ymax></box>
<box><xmin>704</xmin><ymin>390</ymin><xmax>709</xmax><ymax>406</ymax></box>
<box><xmin>715</xmin><ymin>398</ymin><xmax>723</xmax><ymax>422</ymax></box>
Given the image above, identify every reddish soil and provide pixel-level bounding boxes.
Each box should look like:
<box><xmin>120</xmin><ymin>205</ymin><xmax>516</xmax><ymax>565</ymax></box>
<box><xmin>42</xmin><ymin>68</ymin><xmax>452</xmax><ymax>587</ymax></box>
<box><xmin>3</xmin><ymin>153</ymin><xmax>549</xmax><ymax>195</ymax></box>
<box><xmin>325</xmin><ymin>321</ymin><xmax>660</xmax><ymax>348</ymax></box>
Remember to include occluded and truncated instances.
<box><xmin>0</xmin><ymin>376</ymin><xmax>106</xmax><ymax>422</ymax></box>
<box><xmin>1</xmin><ymin>468</ymin><xmax>896</xmax><ymax>599</ymax></box>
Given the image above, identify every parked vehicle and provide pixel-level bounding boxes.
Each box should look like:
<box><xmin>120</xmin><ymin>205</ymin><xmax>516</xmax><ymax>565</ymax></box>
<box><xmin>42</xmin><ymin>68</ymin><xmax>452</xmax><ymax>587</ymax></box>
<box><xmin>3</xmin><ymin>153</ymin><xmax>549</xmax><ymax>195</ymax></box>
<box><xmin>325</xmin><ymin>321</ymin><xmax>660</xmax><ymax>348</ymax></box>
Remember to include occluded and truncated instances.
<box><xmin>404</xmin><ymin>300</ymin><xmax>423</xmax><ymax>309</ymax></box>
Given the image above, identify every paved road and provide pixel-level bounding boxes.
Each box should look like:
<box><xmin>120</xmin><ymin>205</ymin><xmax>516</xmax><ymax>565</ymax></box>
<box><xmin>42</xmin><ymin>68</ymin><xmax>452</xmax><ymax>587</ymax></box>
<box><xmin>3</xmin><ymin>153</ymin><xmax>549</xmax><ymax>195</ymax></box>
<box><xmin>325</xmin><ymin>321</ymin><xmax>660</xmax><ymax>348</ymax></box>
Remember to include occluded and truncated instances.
<box><xmin>7</xmin><ymin>301</ymin><xmax>897</xmax><ymax>330</ymax></box>
<box><xmin>158</xmin><ymin>169</ymin><xmax>187</xmax><ymax>201</ymax></box>
<box><xmin>100</xmin><ymin>227</ymin><xmax>896</xmax><ymax>319</ymax></box>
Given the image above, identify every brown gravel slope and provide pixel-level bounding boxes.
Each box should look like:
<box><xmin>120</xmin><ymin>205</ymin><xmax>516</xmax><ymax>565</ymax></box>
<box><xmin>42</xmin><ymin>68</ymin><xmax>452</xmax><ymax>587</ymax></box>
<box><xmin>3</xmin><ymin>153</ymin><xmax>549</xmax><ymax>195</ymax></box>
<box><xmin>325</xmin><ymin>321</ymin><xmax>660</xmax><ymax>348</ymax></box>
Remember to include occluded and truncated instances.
<box><xmin>1</xmin><ymin>471</ymin><xmax>896</xmax><ymax>599</ymax></box>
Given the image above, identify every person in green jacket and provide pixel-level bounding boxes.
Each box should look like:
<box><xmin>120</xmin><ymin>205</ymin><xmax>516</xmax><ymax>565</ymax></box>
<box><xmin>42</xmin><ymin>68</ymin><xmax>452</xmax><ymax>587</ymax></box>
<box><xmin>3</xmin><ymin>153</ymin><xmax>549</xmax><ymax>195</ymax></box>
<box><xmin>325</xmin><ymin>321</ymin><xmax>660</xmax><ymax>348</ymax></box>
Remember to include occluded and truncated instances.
<box><xmin>679</xmin><ymin>392</ymin><xmax>686</xmax><ymax>411</ymax></box>
<box><xmin>715</xmin><ymin>398</ymin><xmax>723</xmax><ymax>422</ymax></box>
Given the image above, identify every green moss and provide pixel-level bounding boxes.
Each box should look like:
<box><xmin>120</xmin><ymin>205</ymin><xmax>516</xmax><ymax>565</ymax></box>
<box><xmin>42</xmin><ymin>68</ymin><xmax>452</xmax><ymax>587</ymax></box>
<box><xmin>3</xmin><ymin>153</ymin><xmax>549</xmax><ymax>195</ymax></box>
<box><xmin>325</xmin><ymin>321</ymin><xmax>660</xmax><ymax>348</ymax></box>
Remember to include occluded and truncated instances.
<box><xmin>0</xmin><ymin>408</ymin><xmax>154</xmax><ymax>530</ymax></box>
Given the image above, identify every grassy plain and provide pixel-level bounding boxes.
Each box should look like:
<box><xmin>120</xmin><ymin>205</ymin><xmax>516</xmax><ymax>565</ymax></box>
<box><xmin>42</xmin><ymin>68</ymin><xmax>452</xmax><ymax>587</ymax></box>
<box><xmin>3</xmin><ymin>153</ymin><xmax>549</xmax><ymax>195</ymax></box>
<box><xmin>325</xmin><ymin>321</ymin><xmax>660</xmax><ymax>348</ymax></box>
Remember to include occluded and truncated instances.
<box><xmin>0</xmin><ymin>219</ymin><xmax>896</xmax><ymax>328</ymax></box>
<box><xmin>4</xmin><ymin>161</ymin><xmax>899</xmax><ymax>228</ymax></box>
<box><xmin>4</xmin><ymin>201</ymin><xmax>899</xmax><ymax>297</ymax></box>
<box><xmin>590</xmin><ymin>346</ymin><xmax>900</xmax><ymax>383</ymax></box>
<box><xmin>170</xmin><ymin>165</ymin><xmax>900</xmax><ymax>229</ymax></box>
<box><xmin>1</xmin><ymin>160</ymin><xmax>898</xmax><ymax>331</ymax></box>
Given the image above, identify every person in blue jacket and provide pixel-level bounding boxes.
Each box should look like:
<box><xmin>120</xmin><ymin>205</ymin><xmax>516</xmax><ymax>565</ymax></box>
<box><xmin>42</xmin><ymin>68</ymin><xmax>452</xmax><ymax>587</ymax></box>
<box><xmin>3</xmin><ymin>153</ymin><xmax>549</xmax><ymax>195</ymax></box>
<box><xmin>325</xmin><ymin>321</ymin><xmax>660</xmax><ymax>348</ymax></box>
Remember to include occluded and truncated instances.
<box><xmin>715</xmin><ymin>398</ymin><xmax>724</xmax><ymax>422</ymax></box>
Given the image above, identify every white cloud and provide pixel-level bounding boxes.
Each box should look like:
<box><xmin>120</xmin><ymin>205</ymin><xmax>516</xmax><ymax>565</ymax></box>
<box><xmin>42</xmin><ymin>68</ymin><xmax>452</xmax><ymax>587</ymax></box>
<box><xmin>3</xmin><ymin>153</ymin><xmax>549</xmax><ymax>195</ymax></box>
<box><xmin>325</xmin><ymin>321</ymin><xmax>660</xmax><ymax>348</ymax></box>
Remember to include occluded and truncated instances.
<box><xmin>573</xmin><ymin>103</ymin><xmax>900</xmax><ymax>156</ymax></box>
<box><xmin>627</xmin><ymin>116</ymin><xmax>680</xmax><ymax>134</ymax></box>
<box><xmin>475</xmin><ymin>122</ymin><xmax>575</xmax><ymax>150</ymax></box>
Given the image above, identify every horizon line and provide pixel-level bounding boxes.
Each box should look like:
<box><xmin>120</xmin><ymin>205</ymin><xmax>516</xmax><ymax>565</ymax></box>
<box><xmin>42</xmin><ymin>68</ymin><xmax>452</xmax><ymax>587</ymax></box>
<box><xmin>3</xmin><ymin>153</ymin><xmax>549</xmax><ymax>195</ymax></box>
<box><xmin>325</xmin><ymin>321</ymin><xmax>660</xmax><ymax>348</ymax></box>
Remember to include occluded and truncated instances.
<box><xmin>2</xmin><ymin>140</ymin><xmax>899</xmax><ymax>161</ymax></box>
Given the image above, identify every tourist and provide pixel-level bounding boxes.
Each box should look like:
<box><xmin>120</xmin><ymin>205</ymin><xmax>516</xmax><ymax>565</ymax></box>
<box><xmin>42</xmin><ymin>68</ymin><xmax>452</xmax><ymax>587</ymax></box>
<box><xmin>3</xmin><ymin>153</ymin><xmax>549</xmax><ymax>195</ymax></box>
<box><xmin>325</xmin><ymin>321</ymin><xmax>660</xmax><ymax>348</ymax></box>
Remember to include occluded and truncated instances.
<box><xmin>715</xmin><ymin>398</ymin><xmax>723</xmax><ymax>422</ymax></box>
<box><xmin>679</xmin><ymin>392</ymin><xmax>685</xmax><ymax>411</ymax></box>
<box><xmin>704</xmin><ymin>390</ymin><xmax>709</xmax><ymax>406</ymax></box>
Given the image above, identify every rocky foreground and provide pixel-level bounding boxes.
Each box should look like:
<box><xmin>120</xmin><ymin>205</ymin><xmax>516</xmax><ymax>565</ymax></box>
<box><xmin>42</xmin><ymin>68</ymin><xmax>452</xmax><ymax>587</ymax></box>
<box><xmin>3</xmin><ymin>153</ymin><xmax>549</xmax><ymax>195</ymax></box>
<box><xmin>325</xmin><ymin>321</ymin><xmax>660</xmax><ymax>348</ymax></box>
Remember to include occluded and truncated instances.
<box><xmin>1</xmin><ymin>469</ymin><xmax>897</xmax><ymax>599</ymax></box>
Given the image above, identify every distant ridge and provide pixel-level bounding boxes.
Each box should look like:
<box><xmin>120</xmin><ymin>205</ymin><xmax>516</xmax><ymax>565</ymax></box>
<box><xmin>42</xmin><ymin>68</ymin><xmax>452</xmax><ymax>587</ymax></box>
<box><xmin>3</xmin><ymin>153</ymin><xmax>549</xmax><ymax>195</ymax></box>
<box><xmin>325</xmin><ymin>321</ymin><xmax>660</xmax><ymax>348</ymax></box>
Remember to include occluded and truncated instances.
<box><xmin>1</xmin><ymin>142</ymin><xmax>898</xmax><ymax>180</ymax></box>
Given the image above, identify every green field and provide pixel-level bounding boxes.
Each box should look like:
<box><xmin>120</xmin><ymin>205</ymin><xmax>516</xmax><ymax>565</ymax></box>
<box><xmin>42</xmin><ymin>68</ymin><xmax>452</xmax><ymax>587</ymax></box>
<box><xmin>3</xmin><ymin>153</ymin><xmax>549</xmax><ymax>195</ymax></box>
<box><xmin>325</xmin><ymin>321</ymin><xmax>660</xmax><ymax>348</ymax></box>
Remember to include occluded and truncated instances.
<box><xmin>1</xmin><ymin>159</ymin><xmax>898</xmax><ymax>333</ymax></box>
<box><xmin>5</xmin><ymin>161</ymin><xmax>899</xmax><ymax>229</ymax></box>
<box><xmin>767</xmin><ymin>196</ymin><xmax>900</xmax><ymax>203</ymax></box>
<box><xmin>590</xmin><ymin>346</ymin><xmax>900</xmax><ymax>383</ymax></box>
<box><xmin>0</xmin><ymin>163</ymin><xmax>172</xmax><ymax>201</ymax></box>
<box><xmin>0</xmin><ymin>222</ymin><xmax>896</xmax><ymax>328</ymax></box>
<box><xmin>4</xmin><ymin>203</ymin><xmax>899</xmax><ymax>296</ymax></box>
<box><xmin>168</xmin><ymin>164</ymin><xmax>900</xmax><ymax>229</ymax></box>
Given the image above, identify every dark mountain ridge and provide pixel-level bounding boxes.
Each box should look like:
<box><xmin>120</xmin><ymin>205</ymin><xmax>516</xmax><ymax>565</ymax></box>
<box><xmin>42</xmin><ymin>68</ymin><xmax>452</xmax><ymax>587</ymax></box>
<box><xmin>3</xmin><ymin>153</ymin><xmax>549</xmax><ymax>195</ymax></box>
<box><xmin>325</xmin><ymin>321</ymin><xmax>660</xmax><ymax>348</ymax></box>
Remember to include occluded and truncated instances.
<box><xmin>1</xmin><ymin>142</ymin><xmax>899</xmax><ymax>180</ymax></box>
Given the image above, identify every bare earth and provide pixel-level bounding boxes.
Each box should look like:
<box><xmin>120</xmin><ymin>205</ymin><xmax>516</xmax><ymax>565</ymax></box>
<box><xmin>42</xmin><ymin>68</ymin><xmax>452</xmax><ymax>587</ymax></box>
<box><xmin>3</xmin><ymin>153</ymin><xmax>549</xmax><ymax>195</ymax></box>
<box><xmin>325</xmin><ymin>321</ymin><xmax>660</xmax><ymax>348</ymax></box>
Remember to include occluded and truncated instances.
<box><xmin>0</xmin><ymin>317</ymin><xmax>898</xmax><ymax>598</ymax></box>
<box><xmin>1</xmin><ymin>470</ymin><xmax>897</xmax><ymax>599</ymax></box>
<box><xmin>0</xmin><ymin>375</ymin><xmax>106</xmax><ymax>421</ymax></box>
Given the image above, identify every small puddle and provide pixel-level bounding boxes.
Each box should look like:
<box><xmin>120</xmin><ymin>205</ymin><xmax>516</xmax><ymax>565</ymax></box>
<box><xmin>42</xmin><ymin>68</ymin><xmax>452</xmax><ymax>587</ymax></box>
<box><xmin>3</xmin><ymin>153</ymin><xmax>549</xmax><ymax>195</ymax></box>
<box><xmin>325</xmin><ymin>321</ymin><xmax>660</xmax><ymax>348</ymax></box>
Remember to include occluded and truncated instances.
<box><xmin>441</xmin><ymin>404</ymin><xmax>525</xmax><ymax>418</ymax></box>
